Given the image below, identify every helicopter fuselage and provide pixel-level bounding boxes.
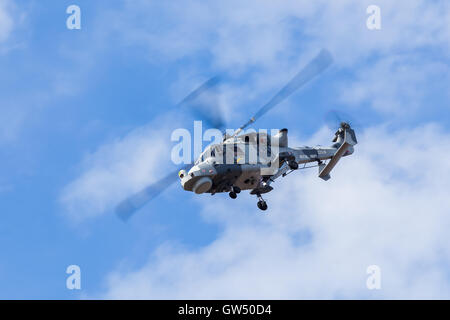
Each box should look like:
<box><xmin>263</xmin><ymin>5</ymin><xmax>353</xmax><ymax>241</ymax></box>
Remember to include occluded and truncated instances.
<box><xmin>179</xmin><ymin>129</ymin><xmax>354</xmax><ymax>195</ymax></box>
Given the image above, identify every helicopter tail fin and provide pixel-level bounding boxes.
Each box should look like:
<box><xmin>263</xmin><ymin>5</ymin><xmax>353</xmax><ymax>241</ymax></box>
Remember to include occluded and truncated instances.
<box><xmin>318</xmin><ymin>126</ymin><xmax>357</xmax><ymax>181</ymax></box>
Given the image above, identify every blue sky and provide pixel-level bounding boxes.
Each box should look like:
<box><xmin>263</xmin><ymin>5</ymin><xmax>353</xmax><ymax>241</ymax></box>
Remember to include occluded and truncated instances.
<box><xmin>1</xmin><ymin>0</ymin><xmax>450</xmax><ymax>299</ymax></box>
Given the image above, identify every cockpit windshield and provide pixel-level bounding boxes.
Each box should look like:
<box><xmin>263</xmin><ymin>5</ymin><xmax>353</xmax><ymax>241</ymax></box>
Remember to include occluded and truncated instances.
<box><xmin>195</xmin><ymin>144</ymin><xmax>218</xmax><ymax>165</ymax></box>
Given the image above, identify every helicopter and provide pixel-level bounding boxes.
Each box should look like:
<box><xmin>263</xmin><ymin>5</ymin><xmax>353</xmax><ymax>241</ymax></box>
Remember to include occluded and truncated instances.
<box><xmin>116</xmin><ymin>49</ymin><xmax>357</xmax><ymax>219</ymax></box>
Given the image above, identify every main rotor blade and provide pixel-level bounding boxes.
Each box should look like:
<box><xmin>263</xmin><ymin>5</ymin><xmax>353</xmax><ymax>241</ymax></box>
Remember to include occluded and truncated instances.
<box><xmin>115</xmin><ymin>164</ymin><xmax>192</xmax><ymax>221</ymax></box>
<box><xmin>177</xmin><ymin>76</ymin><xmax>226</xmax><ymax>131</ymax></box>
<box><xmin>234</xmin><ymin>49</ymin><xmax>333</xmax><ymax>136</ymax></box>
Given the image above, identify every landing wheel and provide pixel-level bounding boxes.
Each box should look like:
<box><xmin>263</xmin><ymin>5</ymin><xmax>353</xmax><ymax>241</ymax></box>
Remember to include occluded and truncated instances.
<box><xmin>257</xmin><ymin>200</ymin><xmax>268</xmax><ymax>211</ymax></box>
<box><xmin>289</xmin><ymin>160</ymin><xmax>299</xmax><ymax>170</ymax></box>
<box><xmin>233</xmin><ymin>186</ymin><xmax>241</xmax><ymax>194</ymax></box>
<box><xmin>229</xmin><ymin>191</ymin><xmax>237</xmax><ymax>199</ymax></box>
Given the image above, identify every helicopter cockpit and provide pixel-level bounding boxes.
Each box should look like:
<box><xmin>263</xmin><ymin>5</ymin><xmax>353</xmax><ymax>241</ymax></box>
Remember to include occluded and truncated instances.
<box><xmin>194</xmin><ymin>138</ymin><xmax>275</xmax><ymax>166</ymax></box>
<box><xmin>195</xmin><ymin>142</ymin><xmax>247</xmax><ymax>165</ymax></box>
<box><xmin>194</xmin><ymin>144</ymin><xmax>218</xmax><ymax>165</ymax></box>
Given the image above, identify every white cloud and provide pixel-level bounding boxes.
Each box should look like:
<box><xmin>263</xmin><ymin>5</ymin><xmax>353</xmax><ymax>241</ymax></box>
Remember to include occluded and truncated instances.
<box><xmin>339</xmin><ymin>55</ymin><xmax>450</xmax><ymax>115</ymax></box>
<box><xmin>0</xmin><ymin>1</ymin><xmax>23</xmax><ymax>143</ymax></box>
<box><xmin>100</xmin><ymin>0</ymin><xmax>450</xmax><ymax>119</ymax></box>
<box><xmin>101</xmin><ymin>124</ymin><xmax>450</xmax><ymax>299</ymax></box>
<box><xmin>0</xmin><ymin>0</ymin><xmax>13</xmax><ymax>43</ymax></box>
<box><xmin>60</xmin><ymin>115</ymin><xmax>178</xmax><ymax>223</ymax></box>
<box><xmin>304</xmin><ymin>0</ymin><xmax>450</xmax><ymax>64</ymax></box>
<box><xmin>0</xmin><ymin>1</ymin><xmax>91</xmax><ymax>144</ymax></box>
<box><xmin>107</xmin><ymin>0</ymin><xmax>450</xmax><ymax>65</ymax></box>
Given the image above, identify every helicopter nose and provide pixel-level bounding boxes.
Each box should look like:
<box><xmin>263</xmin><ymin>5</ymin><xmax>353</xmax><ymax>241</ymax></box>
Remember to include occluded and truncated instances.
<box><xmin>180</xmin><ymin>164</ymin><xmax>216</xmax><ymax>193</ymax></box>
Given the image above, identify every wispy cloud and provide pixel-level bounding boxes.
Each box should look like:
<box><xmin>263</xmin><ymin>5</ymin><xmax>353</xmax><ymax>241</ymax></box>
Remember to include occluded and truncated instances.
<box><xmin>101</xmin><ymin>124</ymin><xmax>450</xmax><ymax>299</ymax></box>
<box><xmin>0</xmin><ymin>0</ymin><xmax>14</xmax><ymax>43</ymax></box>
<box><xmin>98</xmin><ymin>0</ymin><xmax>450</xmax><ymax>119</ymax></box>
<box><xmin>104</xmin><ymin>0</ymin><xmax>450</xmax><ymax>65</ymax></box>
<box><xmin>60</xmin><ymin>114</ymin><xmax>179</xmax><ymax>223</ymax></box>
<box><xmin>339</xmin><ymin>55</ymin><xmax>450</xmax><ymax>115</ymax></box>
